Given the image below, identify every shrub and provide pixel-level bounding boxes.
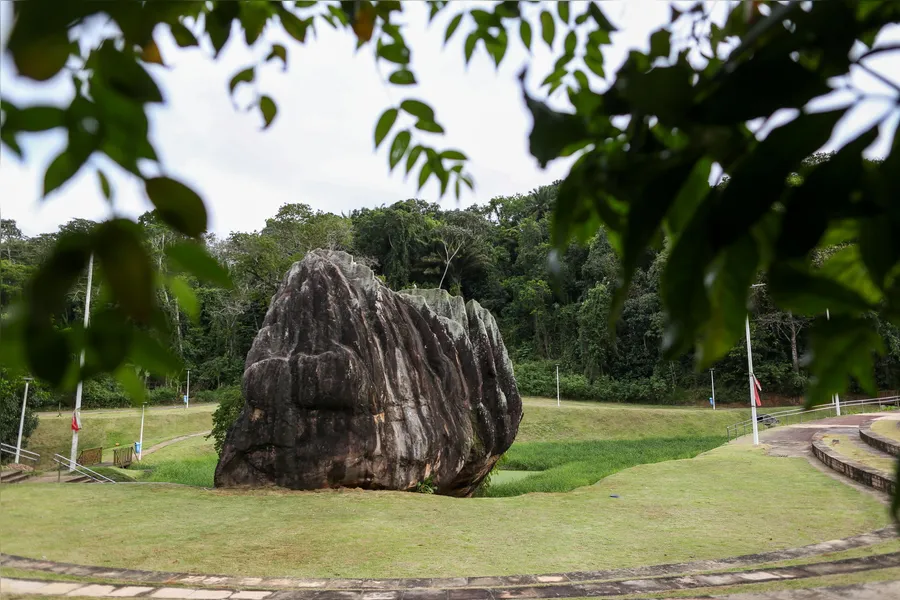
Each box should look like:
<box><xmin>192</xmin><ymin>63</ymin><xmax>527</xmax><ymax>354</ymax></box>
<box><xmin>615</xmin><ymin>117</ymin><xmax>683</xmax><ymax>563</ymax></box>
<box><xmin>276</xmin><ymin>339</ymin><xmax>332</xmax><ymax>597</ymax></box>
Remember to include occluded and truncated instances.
<box><xmin>209</xmin><ymin>385</ymin><xmax>244</xmax><ymax>455</ymax></box>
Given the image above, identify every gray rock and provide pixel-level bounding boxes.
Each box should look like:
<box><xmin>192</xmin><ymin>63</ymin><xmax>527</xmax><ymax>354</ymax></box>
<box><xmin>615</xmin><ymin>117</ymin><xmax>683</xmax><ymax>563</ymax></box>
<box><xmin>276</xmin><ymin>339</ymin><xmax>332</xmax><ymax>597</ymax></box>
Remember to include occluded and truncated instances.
<box><xmin>214</xmin><ymin>250</ymin><xmax>522</xmax><ymax>496</ymax></box>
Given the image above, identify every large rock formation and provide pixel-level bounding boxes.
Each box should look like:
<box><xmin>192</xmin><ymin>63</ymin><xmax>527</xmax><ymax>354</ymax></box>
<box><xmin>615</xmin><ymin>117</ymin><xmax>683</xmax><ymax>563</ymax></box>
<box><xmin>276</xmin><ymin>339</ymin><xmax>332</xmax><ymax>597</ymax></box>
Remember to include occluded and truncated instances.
<box><xmin>214</xmin><ymin>250</ymin><xmax>521</xmax><ymax>496</ymax></box>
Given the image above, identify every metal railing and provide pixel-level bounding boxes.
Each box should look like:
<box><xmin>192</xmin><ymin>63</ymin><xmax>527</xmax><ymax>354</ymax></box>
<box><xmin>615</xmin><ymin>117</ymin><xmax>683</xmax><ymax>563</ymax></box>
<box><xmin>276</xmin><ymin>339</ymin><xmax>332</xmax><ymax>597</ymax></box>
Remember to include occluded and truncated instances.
<box><xmin>51</xmin><ymin>454</ymin><xmax>116</xmax><ymax>484</ymax></box>
<box><xmin>0</xmin><ymin>442</ymin><xmax>40</xmax><ymax>463</ymax></box>
<box><xmin>726</xmin><ymin>395</ymin><xmax>900</xmax><ymax>440</ymax></box>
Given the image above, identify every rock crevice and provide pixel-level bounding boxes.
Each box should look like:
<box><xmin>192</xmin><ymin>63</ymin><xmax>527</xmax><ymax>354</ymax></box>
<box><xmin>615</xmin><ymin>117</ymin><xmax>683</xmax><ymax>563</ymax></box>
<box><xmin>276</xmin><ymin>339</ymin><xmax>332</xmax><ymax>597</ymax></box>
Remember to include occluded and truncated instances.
<box><xmin>214</xmin><ymin>250</ymin><xmax>522</xmax><ymax>496</ymax></box>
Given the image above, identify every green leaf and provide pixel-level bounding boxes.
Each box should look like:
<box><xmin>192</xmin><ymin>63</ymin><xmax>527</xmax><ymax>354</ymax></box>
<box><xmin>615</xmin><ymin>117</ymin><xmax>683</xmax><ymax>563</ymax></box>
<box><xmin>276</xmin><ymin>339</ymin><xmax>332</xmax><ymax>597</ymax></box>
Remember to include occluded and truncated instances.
<box><xmin>165</xmin><ymin>241</ymin><xmax>232</xmax><ymax>287</ymax></box>
<box><xmin>445</xmin><ymin>14</ymin><xmax>463</xmax><ymax>44</ymax></box>
<box><xmin>618</xmin><ymin>63</ymin><xmax>694</xmax><ymax>123</ymax></box>
<box><xmin>10</xmin><ymin>31</ymin><xmax>70</xmax><ymax>82</ymax></box>
<box><xmin>97</xmin><ymin>170</ymin><xmax>112</xmax><ymax>201</ymax></box>
<box><xmin>521</xmin><ymin>89</ymin><xmax>589</xmax><ymax>169</ymax></box>
<box><xmin>584</xmin><ymin>53</ymin><xmax>604</xmax><ymax>77</ymax></box>
<box><xmin>400</xmin><ymin>99</ymin><xmax>435</xmax><ymax>122</ymax></box>
<box><xmin>415</xmin><ymin>120</ymin><xmax>444</xmax><ymax>134</ymax></box>
<box><xmin>665</xmin><ymin>158</ymin><xmax>712</xmax><ymax>236</ymax></box>
<box><xmin>389</xmin><ymin>130</ymin><xmax>411</xmax><ymax>171</ymax></box>
<box><xmin>44</xmin><ymin>148</ymin><xmax>91</xmax><ymax>197</ymax></box>
<box><xmin>464</xmin><ymin>32</ymin><xmax>477</xmax><ymax>63</ymax></box>
<box><xmin>440</xmin><ymin>150</ymin><xmax>467</xmax><ymax>161</ymax></box>
<box><xmin>389</xmin><ymin>69</ymin><xmax>417</xmax><ymax>85</ymax></box>
<box><xmin>86</xmin><ymin>308</ymin><xmax>133</xmax><ymax>373</ymax></box>
<box><xmin>519</xmin><ymin>20</ymin><xmax>532</xmax><ymax>50</ymax></box>
<box><xmin>115</xmin><ymin>364</ymin><xmax>147</xmax><ymax>406</ymax></box>
<box><xmin>169</xmin><ymin>275</ymin><xmax>199</xmax><ymax>321</ymax></box>
<box><xmin>229</xmin><ymin>67</ymin><xmax>255</xmax><ymax>94</ymax></box>
<box><xmin>564</xmin><ymin>31</ymin><xmax>576</xmax><ymax>55</ymax></box>
<box><xmin>95</xmin><ymin>46</ymin><xmax>164</xmax><ymax>104</ymax></box>
<box><xmin>589</xmin><ymin>3</ymin><xmax>617</xmax><ymax>31</ymax></box>
<box><xmin>769</xmin><ymin>262</ymin><xmax>876</xmax><ymax>316</ymax></box>
<box><xmin>374</xmin><ymin>108</ymin><xmax>398</xmax><ymax>148</ymax></box>
<box><xmin>131</xmin><ymin>330</ymin><xmax>181</xmax><ymax>376</ymax></box>
<box><xmin>267</xmin><ymin>44</ymin><xmax>288</xmax><ymax>70</ymax></box>
<box><xmin>819</xmin><ymin>246</ymin><xmax>883</xmax><ymax>306</ymax></box>
<box><xmin>378</xmin><ymin>43</ymin><xmax>410</xmax><ymax>64</ymax></box>
<box><xmin>649</xmin><ymin>29</ymin><xmax>670</xmax><ymax>59</ymax></box>
<box><xmin>259</xmin><ymin>95</ymin><xmax>277</xmax><ymax>128</ymax></box>
<box><xmin>557</xmin><ymin>1</ymin><xmax>570</xmax><ymax>23</ymax></box>
<box><xmin>417</xmin><ymin>160</ymin><xmax>433</xmax><ymax>191</ymax></box>
<box><xmin>691</xmin><ymin>55</ymin><xmax>831</xmax><ymax>125</ymax></box>
<box><xmin>7</xmin><ymin>105</ymin><xmax>66</xmax><ymax>132</ymax></box>
<box><xmin>406</xmin><ymin>145</ymin><xmax>423</xmax><ymax>174</ymax></box>
<box><xmin>170</xmin><ymin>21</ymin><xmax>199</xmax><ymax>47</ymax></box>
<box><xmin>94</xmin><ymin>219</ymin><xmax>156</xmax><ymax>323</ymax></box>
<box><xmin>540</xmin><ymin>11</ymin><xmax>555</xmax><ymax>47</ymax></box>
<box><xmin>144</xmin><ymin>177</ymin><xmax>208</xmax><ymax>237</ymax></box>
<box><xmin>805</xmin><ymin>316</ymin><xmax>884</xmax><ymax>406</ymax></box>
<box><xmin>280</xmin><ymin>8</ymin><xmax>310</xmax><ymax>42</ymax></box>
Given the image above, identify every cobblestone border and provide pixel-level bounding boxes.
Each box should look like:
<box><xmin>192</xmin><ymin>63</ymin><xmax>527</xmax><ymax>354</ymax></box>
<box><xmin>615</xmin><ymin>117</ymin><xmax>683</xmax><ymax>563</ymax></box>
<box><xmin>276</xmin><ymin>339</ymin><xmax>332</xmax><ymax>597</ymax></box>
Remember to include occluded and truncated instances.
<box><xmin>811</xmin><ymin>431</ymin><xmax>896</xmax><ymax>495</ymax></box>
<box><xmin>859</xmin><ymin>417</ymin><xmax>900</xmax><ymax>458</ymax></box>
<box><xmin>2</xmin><ymin>527</ymin><xmax>895</xmax><ymax>592</ymax></box>
<box><xmin>3</xmin><ymin>552</ymin><xmax>900</xmax><ymax>599</ymax></box>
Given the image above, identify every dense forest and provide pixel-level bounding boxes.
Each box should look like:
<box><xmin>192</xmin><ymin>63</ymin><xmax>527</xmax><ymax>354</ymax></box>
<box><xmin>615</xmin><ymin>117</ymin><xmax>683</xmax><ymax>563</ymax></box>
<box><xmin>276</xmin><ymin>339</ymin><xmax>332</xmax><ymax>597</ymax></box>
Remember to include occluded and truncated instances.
<box><xmin>4</xmin><ymin>179</ymin><xmax>900</xmax><ymax>417</ymax></box>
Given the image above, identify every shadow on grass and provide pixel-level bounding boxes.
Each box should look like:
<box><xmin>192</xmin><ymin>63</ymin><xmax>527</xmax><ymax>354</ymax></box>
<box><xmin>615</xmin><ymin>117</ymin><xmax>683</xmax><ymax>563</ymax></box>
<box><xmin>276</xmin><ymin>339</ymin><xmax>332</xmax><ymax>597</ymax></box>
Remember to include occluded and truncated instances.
<box><xmin>484</xmin><ymin>436</ymin><xmax>726</xmax><ymax>497</ymax></box>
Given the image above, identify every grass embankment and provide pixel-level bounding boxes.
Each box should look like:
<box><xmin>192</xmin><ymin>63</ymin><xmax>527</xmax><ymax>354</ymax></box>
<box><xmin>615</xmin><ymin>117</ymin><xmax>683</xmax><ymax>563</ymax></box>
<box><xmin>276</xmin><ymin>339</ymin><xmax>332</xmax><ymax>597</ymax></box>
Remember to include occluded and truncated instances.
<box><xmin>26</xmin><ymin>404</ymin><xmax>215</xmax><ymax>466</ymax></box>
<box><xmin>872</xmin><ymin>417</ymin><xmax>900</xmax><ymax>443</ymax></box>
<box><xmin>481</xmin><ymin>398</ymin><xmax>741</xmax><ymax>496</ymax></box>
<box><xmin>138</xmin><ymin>435</ymin><xmax>217</xmax><ymax>487</ymax></box>
<box><xmin>820</xmin><ymin>433</ymin><xmax>895</xmax><ymax>472</ymax></box>
<box><xmin>0</xmin><ymin>444</ymin><xmax>889</xmax><ymax>578</ymax></box>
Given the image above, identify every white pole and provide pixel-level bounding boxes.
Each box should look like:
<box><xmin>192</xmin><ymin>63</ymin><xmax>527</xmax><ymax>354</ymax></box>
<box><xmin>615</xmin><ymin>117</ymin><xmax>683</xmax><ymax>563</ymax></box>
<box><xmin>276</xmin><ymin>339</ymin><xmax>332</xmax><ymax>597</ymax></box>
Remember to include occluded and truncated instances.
<box><xmin>746</xmin><ymin>314</ymin><xmax>759</xmax><ymax>445</ymax></box>
<box><xmin>15</xmin><ymin>378</ymin><xmax>32</xmax><ymax>463</ymax></box>
<box><xmin>186</xmin><ymin>369</ymin><xmax>190</xmax><ymax>409</ymax></box>
<box><xmin>825</xmin><ymin>309</ymin><xmax>841</xmax><ymax>416</ymax></box>
<box><xmin>556</xmin><ymin>365</ymin><xmax>560</xmax><ymax>407</ymax></box>
<box><xmin>710</xmin><ymin>369</ymin><xmax>716</xmax><ymax>411</ymax></box>
<box><xmin>70</xmin><ymin>253</ymin><xmax>94</xmax><ymax>470</ymax></box>
<box><xmin>138</xmin><ymin>403</ymin><xmax>145</xmax><ymax>461</ymax></box>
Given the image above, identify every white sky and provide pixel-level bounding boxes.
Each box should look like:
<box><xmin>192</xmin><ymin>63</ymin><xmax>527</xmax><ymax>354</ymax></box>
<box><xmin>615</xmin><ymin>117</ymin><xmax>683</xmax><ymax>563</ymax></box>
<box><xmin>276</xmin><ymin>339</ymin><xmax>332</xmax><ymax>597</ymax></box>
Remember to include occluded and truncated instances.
<box><xmin>1</xmin><ymin>1</ymin><xmax>898</xmax><ymax>238</ymax></box>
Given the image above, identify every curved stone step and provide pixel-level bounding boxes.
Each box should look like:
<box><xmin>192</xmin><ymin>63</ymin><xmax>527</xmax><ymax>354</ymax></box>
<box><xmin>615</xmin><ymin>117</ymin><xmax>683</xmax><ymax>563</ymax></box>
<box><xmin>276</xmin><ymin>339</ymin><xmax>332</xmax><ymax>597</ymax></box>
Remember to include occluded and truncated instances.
<box><xmin>859</xmin><ymin>417</ymin><xmax>900</xmax><ymax>457</ymax></box>
<box><xmin>811</xmin><ymin>430</ymin><xmax>895</xmax><ymax>494</ymax></box>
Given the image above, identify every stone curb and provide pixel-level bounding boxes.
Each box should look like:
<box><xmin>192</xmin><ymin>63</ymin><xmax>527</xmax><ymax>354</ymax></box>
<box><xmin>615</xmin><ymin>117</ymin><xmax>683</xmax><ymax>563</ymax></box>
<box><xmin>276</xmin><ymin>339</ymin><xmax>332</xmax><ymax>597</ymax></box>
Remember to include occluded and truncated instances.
<box><xmin>4</xmin><ymin>552</ymin><xmax>900</xmax><ymax>599</ymax></box>
<box><xmin>859</xmin><ymin>417</ymin><xmax>900</xmax><ymax>458</ymax></box>
<box><xmin>811</xmin><ymin>431</ymin><xmax>896</xmax><ymax>495</ymax></box>
<box><xmin>1</xmin><ymin>527</ymin><xmax>896</xmax><ymax>593</ymax></box>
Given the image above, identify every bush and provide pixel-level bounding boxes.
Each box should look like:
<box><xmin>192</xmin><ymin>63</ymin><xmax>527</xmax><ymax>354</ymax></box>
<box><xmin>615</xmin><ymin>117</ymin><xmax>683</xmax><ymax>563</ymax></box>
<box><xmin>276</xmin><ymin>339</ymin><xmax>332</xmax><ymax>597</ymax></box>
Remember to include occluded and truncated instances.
<box><xmin>209</xmin><ymin>385</ymin><xmax>244</xmax><ymax>455</ymax></box>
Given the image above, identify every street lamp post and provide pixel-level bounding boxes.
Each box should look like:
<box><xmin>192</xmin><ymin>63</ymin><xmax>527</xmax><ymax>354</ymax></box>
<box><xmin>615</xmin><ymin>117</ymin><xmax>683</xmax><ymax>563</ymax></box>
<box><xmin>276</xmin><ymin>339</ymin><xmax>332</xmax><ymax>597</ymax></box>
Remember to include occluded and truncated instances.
<box><xmin>186</xmin><ymin>369</ymin><xmax>191</xmax><ymax>409</ymax></box>
<box><xmin>15</xmin><ymin>377</ymin><xmax>33</xmax><ymax>463</ymax></box>
<box><xmin>825</xmin><ymin>309</ymin><xmax>842</xmax><ymax>416</ymax></box>
<box><xmin>138</xmin><ymin>403</ymin><xmax>146</xmax><ymax>461</ymax></box>
<box><xmin>70</xmin><ymin>253</ymin><xmax>94</xmax><ymax>470</ymax></box>
<box><xmin>555</xmin><ymin>365</ymin><xmax>560</xmax><ymax>407</ymax></box>
<box><xmin>710</xmin><ymin>369</ymin><xmax>716</xmax><ymax>411</ymax></box>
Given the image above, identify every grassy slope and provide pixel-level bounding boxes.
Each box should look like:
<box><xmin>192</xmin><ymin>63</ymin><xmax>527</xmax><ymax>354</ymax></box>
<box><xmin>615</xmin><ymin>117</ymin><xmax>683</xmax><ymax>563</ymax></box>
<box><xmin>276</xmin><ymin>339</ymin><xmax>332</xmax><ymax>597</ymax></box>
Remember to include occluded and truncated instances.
<box><xmin>138</xmin><ymin>435</ymin><xmax>217</xmax><ymax>487</ymax></box>
<box><xmin>0</xmin><ymin>444</ymin><xmax>888</xmax><ymax>578</ymax></box>
<box><xmin>26</xmin><ymin>404</ymin><xmax>215</xmax><ymax>466</ymax></box>
<box><xmin>872</xmin><ymin>417</ymin><xmax>900</xmax><ymax>442</ymax></box>
<box><xmin>516</xmin><ymin>398</ymin><xmax>749</xmax><ymax>442</ymax></box>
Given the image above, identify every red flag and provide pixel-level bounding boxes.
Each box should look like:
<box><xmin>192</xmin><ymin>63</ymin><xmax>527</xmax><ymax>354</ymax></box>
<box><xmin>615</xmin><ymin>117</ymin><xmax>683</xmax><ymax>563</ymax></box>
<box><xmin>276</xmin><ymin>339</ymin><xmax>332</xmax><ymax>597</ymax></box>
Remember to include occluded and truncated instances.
<box><xmin>71</xmin><ymin>412</ymin><xmax>81</xmax><ymax>432</ymax></box>
<box><xmin>753</xmin><ymin>375</ymin><xmax>762</xmax><ymax>407</ymax></box>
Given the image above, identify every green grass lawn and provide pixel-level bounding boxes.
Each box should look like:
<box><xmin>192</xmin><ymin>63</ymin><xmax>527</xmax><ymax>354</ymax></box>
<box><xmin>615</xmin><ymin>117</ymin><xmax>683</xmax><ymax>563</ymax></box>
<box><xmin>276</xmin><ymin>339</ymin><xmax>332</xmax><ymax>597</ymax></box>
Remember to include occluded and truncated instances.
<box><xmin>137</xmin><ymin>435</ymin><xmax>218</xmax><ymax>487</ymax></box>
<box><xmin>516</xmin><ymin>397</ymin><xmax>749</xmax><ymax>442</ymax></box>
<box><xmin>25</xmin><ymin>404</ymin><xmax>215</xmax><ymax>467</ymax></box>
<box><xmin>872</xmin><ymin>417</ymin><xmax>900</xmax><ymax>442</ymax></box>
<box><xmin>0</xmin><ymin>444</ymin><xmax>889</xmax><ymax>578</ymax></box>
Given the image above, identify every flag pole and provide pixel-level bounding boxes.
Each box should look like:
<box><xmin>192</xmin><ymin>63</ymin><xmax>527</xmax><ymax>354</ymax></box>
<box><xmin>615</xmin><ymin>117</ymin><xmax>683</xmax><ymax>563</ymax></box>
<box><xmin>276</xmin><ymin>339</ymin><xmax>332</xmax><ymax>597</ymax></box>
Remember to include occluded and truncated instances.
<box><xmin>746</xmin><ymin>313</ymin><xmax>759</xmax><ymax>446</ymax></box>
<box><xmin>70</xmin><ymin>253</ymin><xmax>94</xmax><ymax>469</ymax></box>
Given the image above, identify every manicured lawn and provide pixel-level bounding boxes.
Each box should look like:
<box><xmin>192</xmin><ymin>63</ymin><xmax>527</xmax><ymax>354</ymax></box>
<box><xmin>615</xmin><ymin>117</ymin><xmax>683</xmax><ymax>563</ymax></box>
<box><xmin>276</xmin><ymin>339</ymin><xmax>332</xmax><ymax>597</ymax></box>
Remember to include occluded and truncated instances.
<box><xmin>872</xmin><ymin>417</ymin><xmax>900</xmax><ymax>443</ymax></box>
<box><xmin>25</xmin><ymin>404</ymin><xmax>215</xmax><ymax>466</ymax></box>
<box><xmin>516</xmin><ymin>397</ymin><xmax>749</xmax><ymax>442</ymax></box>
<box><xmin>0</xmin><ymin>444</ymin><xmax>889</xmax><ymax>578</ymax></box>
<box><xmin>486</xmin><ymin>436</ymin><xmax>725</xmax><ymax>496</ymax></box>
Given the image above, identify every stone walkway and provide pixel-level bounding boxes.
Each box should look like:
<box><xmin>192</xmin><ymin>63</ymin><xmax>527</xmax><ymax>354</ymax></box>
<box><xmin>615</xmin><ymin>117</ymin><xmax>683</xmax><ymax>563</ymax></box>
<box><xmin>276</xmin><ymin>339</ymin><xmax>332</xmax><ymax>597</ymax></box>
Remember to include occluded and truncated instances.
<box><xmin>3</xmin><ymin>552</ymin><xmax>900</xmax><ymax>599</ymax></box>
<box><xmin>3</xmin><ymin>527</ymin><xmax>895</xmax><ymax>593</ymax></box>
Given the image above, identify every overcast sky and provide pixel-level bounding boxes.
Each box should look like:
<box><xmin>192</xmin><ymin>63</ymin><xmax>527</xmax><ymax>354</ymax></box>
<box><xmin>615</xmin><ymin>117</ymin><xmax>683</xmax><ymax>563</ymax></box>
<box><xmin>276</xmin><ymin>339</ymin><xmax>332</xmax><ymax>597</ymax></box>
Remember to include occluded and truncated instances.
<box><xmin>2</xmin><ymin>1</ymin><xmax>898</xmax><ymax>238</ymax></box>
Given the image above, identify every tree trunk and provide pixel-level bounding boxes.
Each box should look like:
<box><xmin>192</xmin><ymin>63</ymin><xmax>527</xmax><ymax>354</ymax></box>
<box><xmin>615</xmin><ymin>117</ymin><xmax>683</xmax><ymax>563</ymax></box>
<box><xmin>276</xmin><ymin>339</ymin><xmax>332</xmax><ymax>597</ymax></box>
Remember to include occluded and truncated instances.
<box><xmin>788</xmin><ymin>311</ymin><xmax>799</xmax><ymax>374</ymax></box>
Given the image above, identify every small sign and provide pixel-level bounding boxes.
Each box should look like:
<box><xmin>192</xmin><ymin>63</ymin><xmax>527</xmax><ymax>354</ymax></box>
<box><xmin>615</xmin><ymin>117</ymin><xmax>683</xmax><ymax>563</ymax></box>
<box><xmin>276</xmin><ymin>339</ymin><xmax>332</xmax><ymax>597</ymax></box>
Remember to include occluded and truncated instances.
<box><xmin>709</xmin><ymin>397</ymin><xmax>714</xmax><ymax>405</ymax></box>
<box><xmin>183</xmin><ymin>395</ymin><xmax>189</xmax><ymax>404</ymax></box>
<box><xmin>134</xmin><ymin>441</ymin><xmax>142</xmax><ymax>454</ymax></box>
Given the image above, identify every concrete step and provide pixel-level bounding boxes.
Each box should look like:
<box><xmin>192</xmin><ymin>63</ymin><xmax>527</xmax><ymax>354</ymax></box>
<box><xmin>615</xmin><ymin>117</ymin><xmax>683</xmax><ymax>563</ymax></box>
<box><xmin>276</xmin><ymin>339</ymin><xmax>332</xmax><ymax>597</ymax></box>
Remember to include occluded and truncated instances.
<box><xmin>812</xmin><ymin>429</ymin><xmax>895</xmax><ymax>494</ymax></box>
<box><xmin>0</xmin><ymin>470</ymin><xmax>32</xmax><ymax>484</ymax></box>
<box><xmin>859</xmin><ymin>416</ymin><xmax>900</xmax><ymax>457</ymax></box>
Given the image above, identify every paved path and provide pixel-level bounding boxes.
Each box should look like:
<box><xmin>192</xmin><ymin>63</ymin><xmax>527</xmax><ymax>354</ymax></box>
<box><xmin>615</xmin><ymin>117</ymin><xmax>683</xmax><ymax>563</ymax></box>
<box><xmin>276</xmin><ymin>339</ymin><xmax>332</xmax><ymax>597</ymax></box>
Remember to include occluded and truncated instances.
<box><xmin>3</xmin><ymin>551</ymin><xmax>899</xmax><ymax>599</ymax></box>
<box><xmin>141</xmin><ymin>432</ymin><xmax>211</xmax><ymax>458</ymax></box>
